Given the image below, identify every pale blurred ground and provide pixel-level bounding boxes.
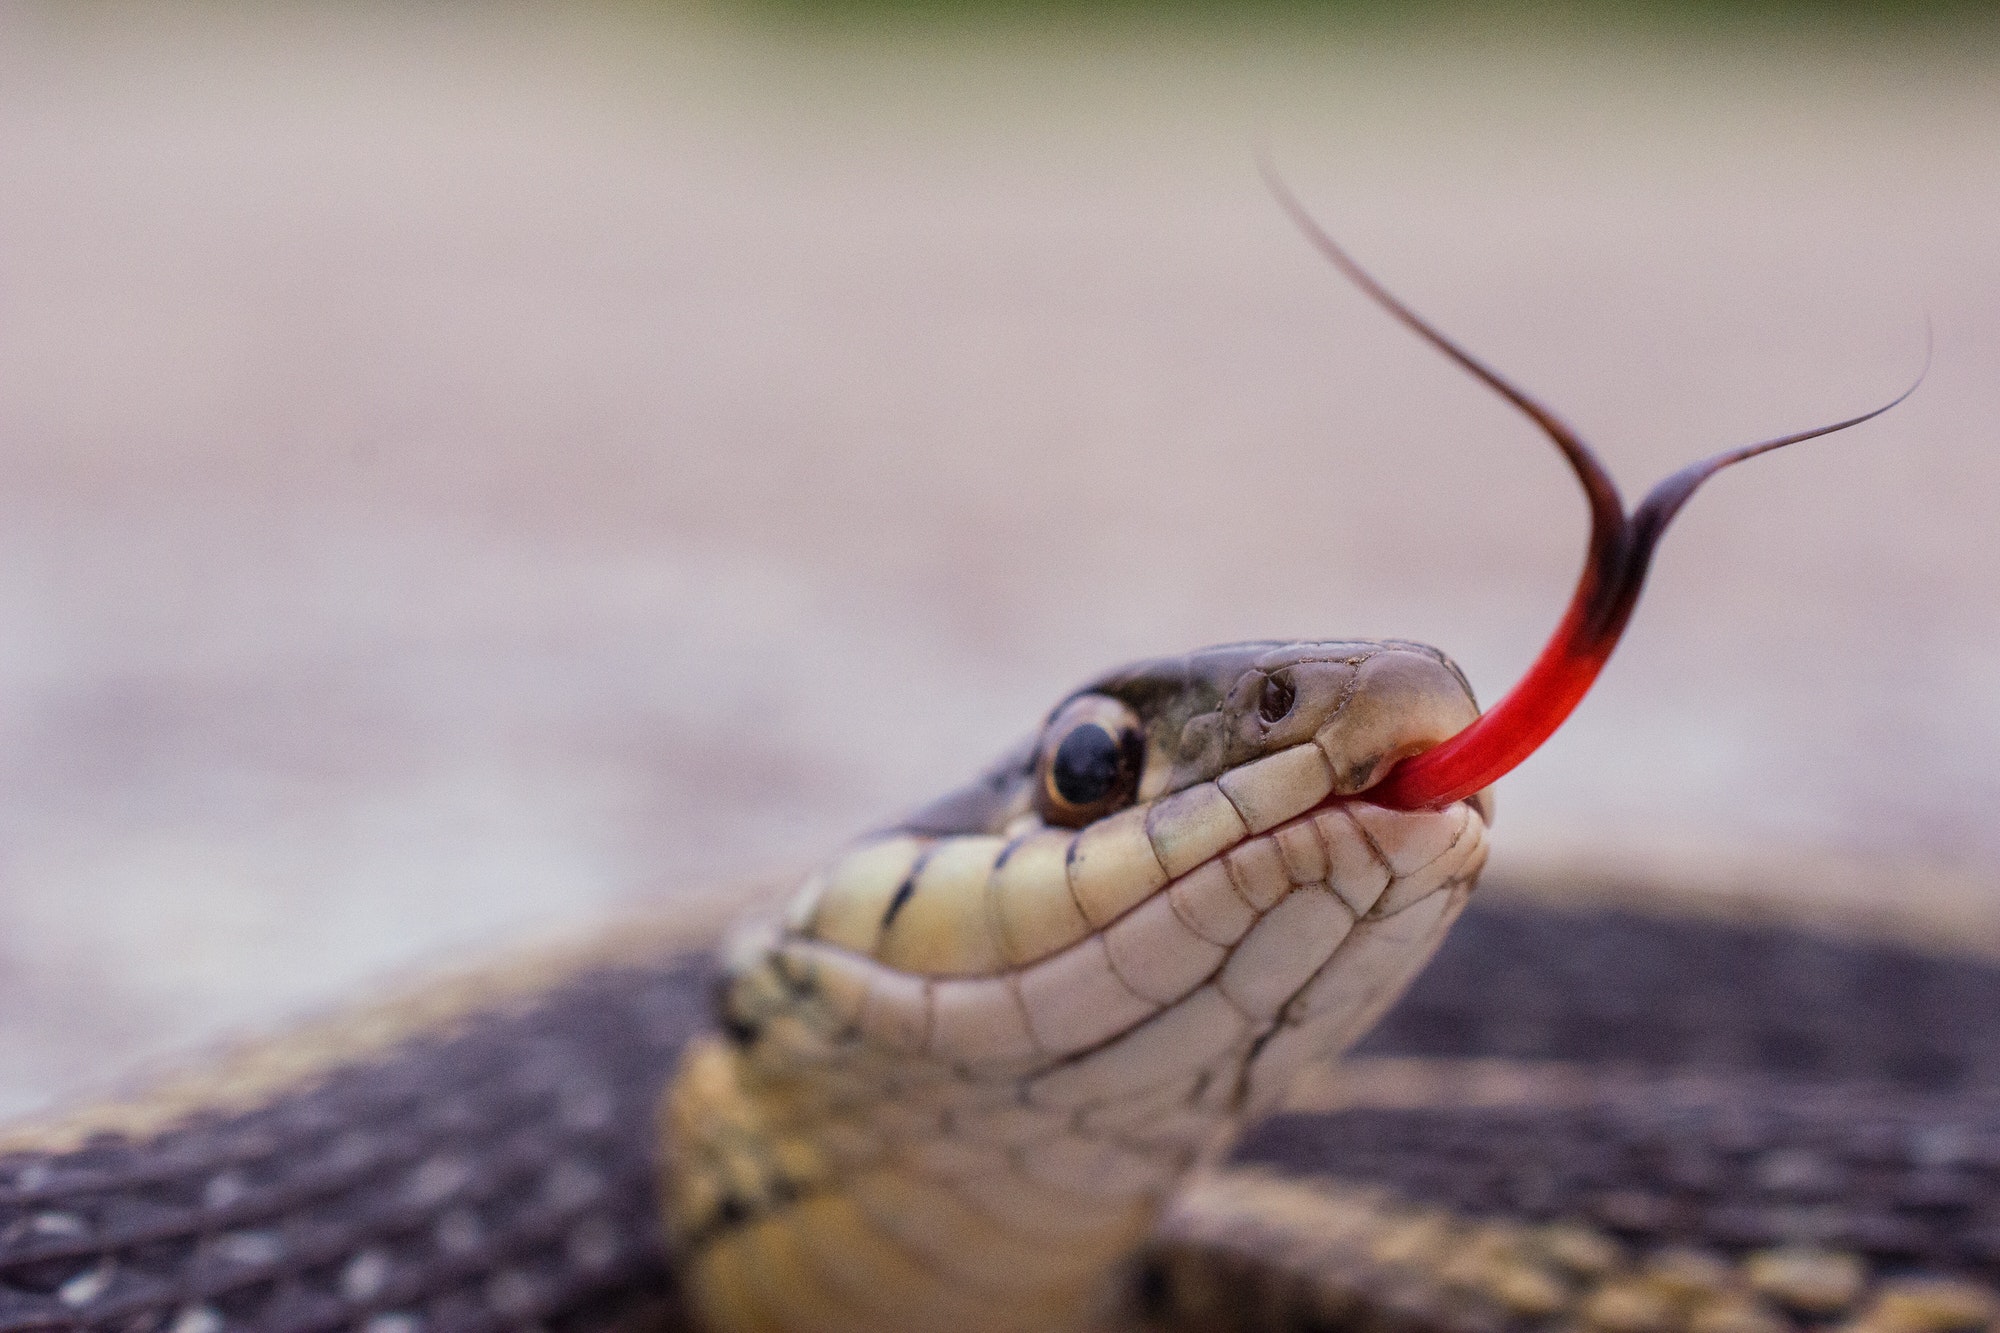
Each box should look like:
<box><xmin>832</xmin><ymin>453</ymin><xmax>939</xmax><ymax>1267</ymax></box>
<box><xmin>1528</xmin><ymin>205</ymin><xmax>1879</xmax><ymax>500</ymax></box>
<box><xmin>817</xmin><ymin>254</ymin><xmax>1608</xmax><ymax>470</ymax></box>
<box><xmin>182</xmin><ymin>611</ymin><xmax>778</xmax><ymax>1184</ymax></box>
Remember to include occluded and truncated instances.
<box><xmin>1</xmin><ymin>2</ymin><xmax>1997</xmax><ymax>1117</ymax></box>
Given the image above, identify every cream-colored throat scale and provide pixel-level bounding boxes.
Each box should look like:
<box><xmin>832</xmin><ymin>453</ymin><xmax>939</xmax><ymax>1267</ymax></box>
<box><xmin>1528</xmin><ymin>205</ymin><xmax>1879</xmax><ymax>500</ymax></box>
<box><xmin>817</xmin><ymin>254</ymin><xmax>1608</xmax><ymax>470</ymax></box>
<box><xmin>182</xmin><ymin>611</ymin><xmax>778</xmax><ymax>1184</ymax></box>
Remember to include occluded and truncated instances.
<box><xmin>662</xmin><ymin>640</ymin><xmax>1493</xmax><ymax>1333</ymax></box>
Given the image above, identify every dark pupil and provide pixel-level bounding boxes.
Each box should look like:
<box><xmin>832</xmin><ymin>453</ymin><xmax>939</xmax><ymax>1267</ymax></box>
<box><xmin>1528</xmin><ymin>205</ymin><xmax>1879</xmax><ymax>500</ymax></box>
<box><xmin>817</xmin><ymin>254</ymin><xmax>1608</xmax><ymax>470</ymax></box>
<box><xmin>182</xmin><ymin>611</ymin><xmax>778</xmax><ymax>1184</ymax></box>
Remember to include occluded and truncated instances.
<box><xmin>1052</xmin><ymin>723</ymin><xmax>1125</xmax><ymax>806</ymax></box>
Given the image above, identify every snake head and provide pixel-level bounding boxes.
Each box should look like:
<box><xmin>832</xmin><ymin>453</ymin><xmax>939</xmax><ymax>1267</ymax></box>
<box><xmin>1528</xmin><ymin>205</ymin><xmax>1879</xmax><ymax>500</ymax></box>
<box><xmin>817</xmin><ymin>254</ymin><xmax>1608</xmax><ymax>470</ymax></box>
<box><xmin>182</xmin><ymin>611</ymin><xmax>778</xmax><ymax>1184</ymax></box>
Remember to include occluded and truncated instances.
<box><xmin>682</xmin><ymin>638</ymin><xmax>1494</xmax><ymax>1312</ymax></box>
<box><xmin>1071</xmin><ymin>639</ymin><xmax>1483</xmax><ymax>816</ymax></box>
<box><xmin>761</xmin><ymin>637</ymin><xmax>1489</xmax><ymax>1118</ymax></box>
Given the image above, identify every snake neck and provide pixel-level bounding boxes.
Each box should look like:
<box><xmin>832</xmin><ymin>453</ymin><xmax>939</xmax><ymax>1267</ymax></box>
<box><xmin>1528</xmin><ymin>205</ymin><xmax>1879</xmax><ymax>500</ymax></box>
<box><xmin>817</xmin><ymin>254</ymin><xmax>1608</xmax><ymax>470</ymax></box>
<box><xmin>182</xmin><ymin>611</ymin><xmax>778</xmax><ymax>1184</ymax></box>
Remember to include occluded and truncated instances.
<box><xmin>658</xmin><ymin>641</ymin><xmax>1492</xmax><ymax>1333</ymax></box>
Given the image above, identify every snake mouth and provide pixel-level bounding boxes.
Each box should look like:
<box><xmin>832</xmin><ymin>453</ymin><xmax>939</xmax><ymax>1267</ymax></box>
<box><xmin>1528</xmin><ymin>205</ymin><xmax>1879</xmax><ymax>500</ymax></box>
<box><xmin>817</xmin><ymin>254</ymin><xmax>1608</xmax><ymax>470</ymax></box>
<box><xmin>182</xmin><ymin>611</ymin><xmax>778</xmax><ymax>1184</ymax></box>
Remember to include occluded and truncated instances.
<box><xmin>1252</xmin><ymin>777</ymin><xmax>1488</xmax><ymax>915</ymax></box>
<box><xmin>1135</xmin><ymin>732</ymin><xmax>1489</xmax><ymax>947</ymax></box>
<box><xmin>1240</xmin><ymin>740</ymin><xmax>1496</xmax><ymax>844</ymax></box>
<box><xmin>1328</xmin><ymin>770</ymin><xmax>1493</xmax><ymax>826</ymax></box>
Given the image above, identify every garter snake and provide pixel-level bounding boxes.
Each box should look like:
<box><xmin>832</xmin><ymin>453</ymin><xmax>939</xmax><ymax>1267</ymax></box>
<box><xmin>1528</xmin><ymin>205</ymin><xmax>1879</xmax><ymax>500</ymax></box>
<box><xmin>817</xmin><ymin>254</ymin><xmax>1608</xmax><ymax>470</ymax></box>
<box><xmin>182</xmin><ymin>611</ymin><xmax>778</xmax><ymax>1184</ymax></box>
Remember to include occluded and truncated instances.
<box><xmin>2</xmin><ymin>200</ymin><xmax>1987</xmax><ymax>1333</ymax></box>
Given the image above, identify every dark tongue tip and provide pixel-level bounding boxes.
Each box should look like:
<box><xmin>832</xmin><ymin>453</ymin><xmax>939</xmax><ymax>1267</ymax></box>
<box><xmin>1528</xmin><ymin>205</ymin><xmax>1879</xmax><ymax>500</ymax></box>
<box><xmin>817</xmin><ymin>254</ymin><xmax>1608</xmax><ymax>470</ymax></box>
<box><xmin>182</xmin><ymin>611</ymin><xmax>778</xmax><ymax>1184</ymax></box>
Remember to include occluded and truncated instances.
<box><xmin>1260</xmin><ymin>161</ymin><xmax>1924</xmax><ymax>812</ymax></box>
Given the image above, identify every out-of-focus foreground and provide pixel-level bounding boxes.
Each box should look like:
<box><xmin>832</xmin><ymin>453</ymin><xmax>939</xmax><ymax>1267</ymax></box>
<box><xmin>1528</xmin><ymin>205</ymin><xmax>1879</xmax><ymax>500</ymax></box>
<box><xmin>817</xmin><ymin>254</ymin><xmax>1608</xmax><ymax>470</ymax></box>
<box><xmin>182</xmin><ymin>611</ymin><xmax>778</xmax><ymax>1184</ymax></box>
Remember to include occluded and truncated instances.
<box><xmin>0</xmin><ymin>3</ymin><xmax>1995</xmax><ymax>1116</ymax></box>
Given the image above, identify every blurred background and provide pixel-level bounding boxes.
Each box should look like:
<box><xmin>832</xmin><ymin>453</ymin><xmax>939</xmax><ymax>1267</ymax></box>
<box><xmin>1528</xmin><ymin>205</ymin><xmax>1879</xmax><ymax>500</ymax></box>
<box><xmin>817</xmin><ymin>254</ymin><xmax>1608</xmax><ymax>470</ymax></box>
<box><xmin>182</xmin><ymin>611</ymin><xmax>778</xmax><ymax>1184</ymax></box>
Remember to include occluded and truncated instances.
<box><xmin>0</xmin><ymin>0</ymin><xmax>1995</xmax><ymax>1118</ymax></box>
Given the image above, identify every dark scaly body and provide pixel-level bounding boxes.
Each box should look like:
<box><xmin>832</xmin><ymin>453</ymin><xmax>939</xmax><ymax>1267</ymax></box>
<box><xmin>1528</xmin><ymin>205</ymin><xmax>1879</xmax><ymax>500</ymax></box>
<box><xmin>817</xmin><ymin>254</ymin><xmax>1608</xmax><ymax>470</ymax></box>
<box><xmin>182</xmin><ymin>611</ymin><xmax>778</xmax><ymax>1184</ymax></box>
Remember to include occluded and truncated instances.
<box><xmin>3</xmin><ymin>889</ymin><xmax>1997</xmax><ymax>1333</ymax></box>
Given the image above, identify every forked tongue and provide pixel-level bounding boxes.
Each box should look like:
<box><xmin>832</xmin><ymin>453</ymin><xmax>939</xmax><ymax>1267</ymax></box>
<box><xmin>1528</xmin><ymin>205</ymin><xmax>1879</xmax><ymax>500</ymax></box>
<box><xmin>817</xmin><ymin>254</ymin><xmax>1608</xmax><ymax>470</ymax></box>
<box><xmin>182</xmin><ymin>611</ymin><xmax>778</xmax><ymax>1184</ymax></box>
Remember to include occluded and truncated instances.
<box><xmin>1261</xmin><ymin>166</ymin><xmax>1920</xmax><ymax>813</ymax></box>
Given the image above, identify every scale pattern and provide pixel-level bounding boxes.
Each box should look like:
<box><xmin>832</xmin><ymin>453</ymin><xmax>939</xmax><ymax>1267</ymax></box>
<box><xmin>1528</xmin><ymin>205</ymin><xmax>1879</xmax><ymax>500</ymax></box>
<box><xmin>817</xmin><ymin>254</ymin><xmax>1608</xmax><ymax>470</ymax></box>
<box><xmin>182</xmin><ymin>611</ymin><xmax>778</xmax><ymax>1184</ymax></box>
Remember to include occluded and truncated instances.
<box><xmin>1148</xmin><ymin>900</ymin><xmax>2000</xmax><ymax>1333</ymax></box>
<box><xmin>1359</xmin><ymin>901</ymin><xmax>2000</xmax><ymax>1087</ymax></box>
<box><xmin>0</xmin><ymin>960</ymin><xmax>713</xmax><ymax>1333</ymax></box>
<box><xmin>1</xmin><ymin>898</ymin><xmax>1997</xmax><ymax>1333</ymax></box>
<box><xmin>1240</xmin><ymin>1079</ymin><xmax>2000</xmax><ymax>1275</ymax></box>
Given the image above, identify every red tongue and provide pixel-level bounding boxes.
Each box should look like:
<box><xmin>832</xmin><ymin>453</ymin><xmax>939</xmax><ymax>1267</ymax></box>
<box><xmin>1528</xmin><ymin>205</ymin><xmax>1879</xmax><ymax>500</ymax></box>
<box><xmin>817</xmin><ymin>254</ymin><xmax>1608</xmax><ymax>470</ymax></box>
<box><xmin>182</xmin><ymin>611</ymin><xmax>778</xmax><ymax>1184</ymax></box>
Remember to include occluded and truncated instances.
<box><xmin>1263</xmin><ymin>167</ymin><xmax>1921</xmax><ymax>813</ymax></box>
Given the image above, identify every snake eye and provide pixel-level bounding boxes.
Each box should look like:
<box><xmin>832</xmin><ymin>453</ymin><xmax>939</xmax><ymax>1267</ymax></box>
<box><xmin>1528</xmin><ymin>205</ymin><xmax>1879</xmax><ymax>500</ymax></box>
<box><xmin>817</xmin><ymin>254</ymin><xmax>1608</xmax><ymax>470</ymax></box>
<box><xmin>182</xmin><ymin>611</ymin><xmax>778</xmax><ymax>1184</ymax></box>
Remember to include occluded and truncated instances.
<box><xmin>1035</xmin><ymin>695</ymin><xmax>1143</xmax><ymax>827</ymax></box>
<box><xmin>1054</xmin><ymin>726</ymin><xmax>1122</xmax><ymax>804</ymax></box>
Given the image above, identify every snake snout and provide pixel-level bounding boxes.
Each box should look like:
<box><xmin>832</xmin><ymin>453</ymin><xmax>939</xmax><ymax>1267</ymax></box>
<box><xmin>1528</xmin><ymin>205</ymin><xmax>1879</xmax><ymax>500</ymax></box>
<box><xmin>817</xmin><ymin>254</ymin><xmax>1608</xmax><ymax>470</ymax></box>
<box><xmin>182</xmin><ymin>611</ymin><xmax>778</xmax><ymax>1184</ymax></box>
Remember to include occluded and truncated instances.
<box><xmin>1197</xmin><ymin>642</ymin><xmax>1488</xmax><ymax>828</ymax></box>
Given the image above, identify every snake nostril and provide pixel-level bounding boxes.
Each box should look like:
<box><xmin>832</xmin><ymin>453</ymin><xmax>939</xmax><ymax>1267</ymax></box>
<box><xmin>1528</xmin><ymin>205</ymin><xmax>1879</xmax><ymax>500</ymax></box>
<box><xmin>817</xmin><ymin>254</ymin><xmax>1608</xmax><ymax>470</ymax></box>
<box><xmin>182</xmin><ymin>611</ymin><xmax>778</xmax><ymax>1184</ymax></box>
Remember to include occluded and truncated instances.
<box><xmin>1258</xmin><ymin>674</ymin><xmax>1296</xmax><ymax>726</ymax></box>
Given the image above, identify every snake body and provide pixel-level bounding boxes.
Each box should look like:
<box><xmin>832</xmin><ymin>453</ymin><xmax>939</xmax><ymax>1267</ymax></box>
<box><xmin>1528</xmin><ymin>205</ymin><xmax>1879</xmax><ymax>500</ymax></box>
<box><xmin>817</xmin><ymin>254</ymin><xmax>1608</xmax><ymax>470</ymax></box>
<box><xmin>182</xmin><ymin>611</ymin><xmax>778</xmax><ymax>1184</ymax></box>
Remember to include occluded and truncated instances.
<box><xmin>4</xmin><ymin>867</ymin><xmax>2000</xmax><ymax>1333</ymax></box>
<box><xmin>5</xmin><ymin>644</ymin><xmax>1998</xmax><ymax>1333</ymax></box>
